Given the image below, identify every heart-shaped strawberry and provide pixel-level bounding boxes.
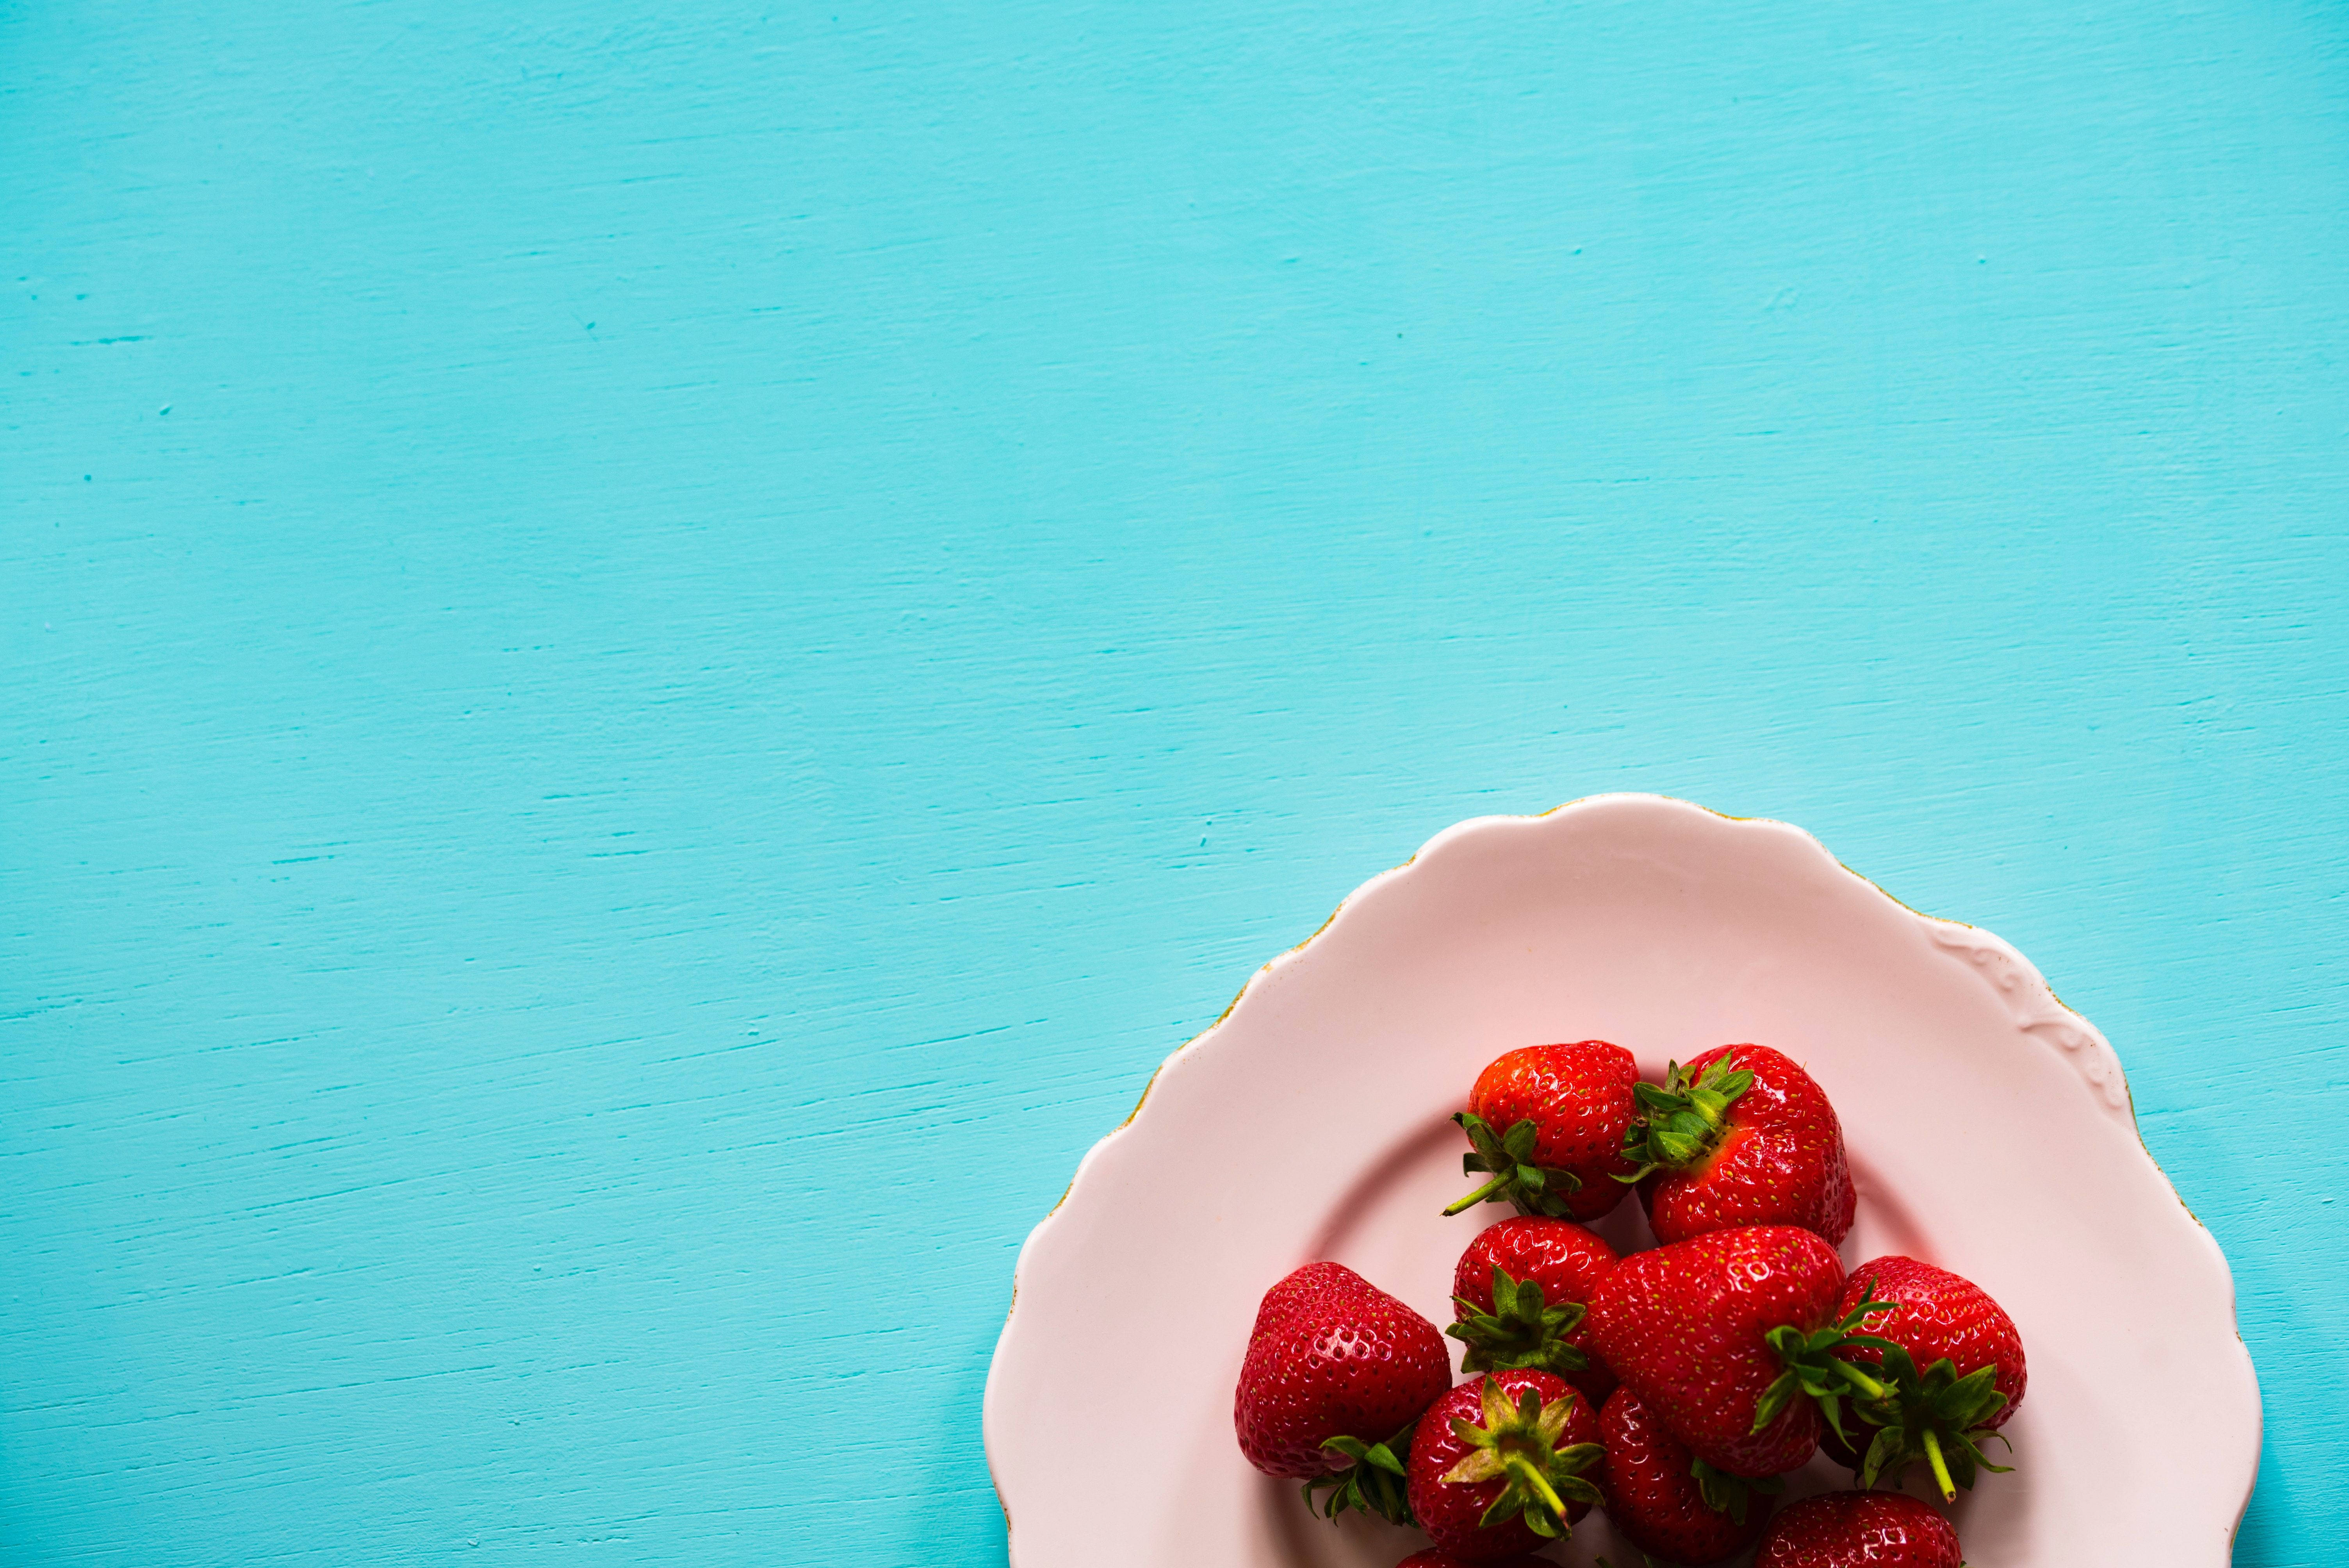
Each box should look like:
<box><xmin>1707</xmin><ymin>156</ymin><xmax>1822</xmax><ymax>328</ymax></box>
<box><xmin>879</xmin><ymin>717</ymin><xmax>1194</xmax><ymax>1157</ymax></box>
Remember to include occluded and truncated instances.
<box><xmin>1447</xmin><ymin>1041</ymin><xmax>1644</xmax><ymax>1221</ymax></box>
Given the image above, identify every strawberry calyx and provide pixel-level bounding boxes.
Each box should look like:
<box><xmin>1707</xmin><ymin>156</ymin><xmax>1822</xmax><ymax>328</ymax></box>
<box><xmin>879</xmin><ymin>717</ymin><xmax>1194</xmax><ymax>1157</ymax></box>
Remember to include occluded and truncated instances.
<box><xmin>1753</xmin><ymin>1297</ymin><xmax>1903</xmax><ymax>1442</ymax></box>
<box><xmin>1849</xmin><ymin>1346</ymin><xmax>2015</xmax><ymax>1500</ymax></box>
<box><xmin>1438</xmin><ymin>1378</ymin><xmax>1603</xmax><ymax>1539</ymax></box>
<box><xmin>1447</xmin><ymin>1264</ymin><xmax>1592</xmax><ymax>1379</ymax></box>
<box><xmin>1688</xmin><ymin>1457</ymin><xmax>1785</xmax><ymax>1524</ymax></box>
<box><xmin>1303</xmin><ymin>1422</ymin><xmax>1416</xmax><ymax>1525</ymax></box>
<box><xmin>1444</xmin><ymin>1112</ymin><xmax>1584</xmax><ymax>1218</ymax></box>
<box><xmin>1614</xmin><ymin>1055</ymin><xmax>1756</xmax><ymax>1183</ymax></box>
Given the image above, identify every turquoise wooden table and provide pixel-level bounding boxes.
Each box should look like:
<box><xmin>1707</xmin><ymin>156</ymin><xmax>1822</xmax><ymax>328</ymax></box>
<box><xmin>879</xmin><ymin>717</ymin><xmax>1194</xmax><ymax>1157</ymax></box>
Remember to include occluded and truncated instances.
<box><xmin>5</xmin><ymin>3</ymin><xmax>2345</xmax><ymax>1563</ymax></box>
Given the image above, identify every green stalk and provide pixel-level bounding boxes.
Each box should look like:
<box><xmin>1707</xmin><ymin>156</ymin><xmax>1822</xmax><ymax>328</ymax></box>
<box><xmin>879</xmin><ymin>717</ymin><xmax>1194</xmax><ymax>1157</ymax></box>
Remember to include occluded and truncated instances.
<box><xmin>1506</xmin><ymin>1454</ymin><xmax>1567</xmax><ymax>1520</ymax></box>
<box><xmin>1442</xmin><ymin>1172</ymin><xmax>1514</xmax><ymax>1217</ymax></box>
<box><xmin>1921</xmin><ymin>1427</ymin><xmax>1957</xmax><ymax>1501</ymax></box>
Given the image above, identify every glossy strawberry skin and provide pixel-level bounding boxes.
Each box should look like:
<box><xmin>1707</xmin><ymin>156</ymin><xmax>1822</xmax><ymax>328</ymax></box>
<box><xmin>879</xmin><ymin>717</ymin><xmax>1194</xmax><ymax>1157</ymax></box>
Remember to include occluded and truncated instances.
<box><xmin>1755</xmin><ymin>1492</ymin><xmax>1961</xmax><ymax>1568</ymax></box>
<box><xmin>1468</xmin><ymin>1041</ymin><xmax>1642</xmax><ymax>1220</ymax></box>
<box><xmin>1235</xmin><ymin>1263</ymin><xmax>1451</xmax><ymax>1479</ymax></box>
<box><xmin>1586</xmin><ymin>1225</ymin><xmax>1846</xmax><ymax>1477</ymax></box>
<box><xmin>1393</xmin><ymin>1551</ymin><xmax>1552</xmax><ymax>1567</ymax></box>
<box><xmin>1406</xmin><ymin>1370</ymin><xmax>1597</xmax><ymax>1561</ymax></box>
<box><xmin>1251</xmin><ymin>1260</ymin><xmax>1372</xmax><ymax>1342</ymax></box>
<box><xmin>1595</xmin><ymin>1384</ymin><xmax>1771</xmax><ymax>1564</ymax></box>
<box><xmin>1453</xmin><ymin>1216</ymin><xmax>1621</xmax><ymax>1405</ymax></box>
<box><xmin>1836</xmin><ymin>1256</ymin><xmax>2026</xmax><ymax>1427</ymax></box>
<box><xmin>1642</xmin><ymin>1045</ymin><xmax>1855</xmax><ymax>1245</ymax></box>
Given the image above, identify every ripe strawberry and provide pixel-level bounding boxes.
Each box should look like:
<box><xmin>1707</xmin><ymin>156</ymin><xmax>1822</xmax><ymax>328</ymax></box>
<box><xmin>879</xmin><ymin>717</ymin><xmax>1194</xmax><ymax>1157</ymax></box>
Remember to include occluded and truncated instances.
<box><xmin>1584</xmin><ymin>1225</ymin><xmax>1894</xmax><ymax>1477</ymax></box>
<box><xmin>1394</xmin><ymin>1552</ymin><xmax>1552</xmax><ymax>1568</ymax></box>
<box><xmin>1754</xmin><ymin>1492</ymin><xmax>1961</xmax><ymax>1568</ymax></box>
<box><xmin>1832</xmin><ymin>1255</ymin><xmax>2026</xmax><ymax>1499</ymax></box>
<box><xmin>1449</xmin><ymin>1216</ymin><xmax>1620</xmax><ymax>1407</ymax></box>
<box><xmin>1447</xmin><ymin>1041</ymin><xmax>1642</xmax><ymax>1222</ymax></box>
<box><xmin>1618</xmin><ymin>1045</ymin><xmax>1855</xmax><ymax>1245</ymax></box>
<box><xmin>1235</xmin><ymin>1263</ymin><xmax>1450</xmax><ymax>1523</ymax></box>
<box><xmin>1406</xmin><ymin>1370</ymin><xmax>1602</xmax><ymax>1560</ymax></box>
<box><xmin>1594</xmin><ymin>1384</ymin><xmax>1776</xmax><ymax>1564</ymax></box>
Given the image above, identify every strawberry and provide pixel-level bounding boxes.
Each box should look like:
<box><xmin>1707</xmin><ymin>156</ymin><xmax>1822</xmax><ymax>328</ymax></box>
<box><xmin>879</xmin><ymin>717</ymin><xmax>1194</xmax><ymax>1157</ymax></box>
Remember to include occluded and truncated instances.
<box><xmin>1394</xmin><ymin>1552</ymin><xmax>1552</xmax><ymax>1568</ymax></box>
<box><xmin>1405</xmin><ymin>1370</ymin><xmax>1602</xmax><ymax>1560</ymax></box>
<box><xmin>1754</xmin><ymin>1492</ymin><xmax>1961</xmax><ymax>1568</ymax></box>
<box><xmin>1618</xmin><ymin>1045</ymin><xmax>1855</xmax><ymax>1245</ymax></box>
<box><xmin>1447</xmin><ymin>1041</ymin><xmax>1642</xmax><ymax>1222</ymax></box>
<box><xmin>1832</xmin><ymin>1255</ymin><xmax>2026</xmax><ymax>1500</ymax></box>
<box><xmin>1448</xmin><ymin>1216</ymin><xmax>1620</xmax><ymax>1406</ymax></box>
<box><xmin>1234</xmin><ymin>1263</ymin><xmax>1451</xmax><ymax>1523</ymax></box>
<box><xmin>1584</xmin><ymin>1225</ymin><xmax>1894</xmax><ymax>1477</ymax></box>
<box><xmin>1594</xmin><ymin>1384</ymin><xmax>1777</xmax><ymax>1564</ymax></box>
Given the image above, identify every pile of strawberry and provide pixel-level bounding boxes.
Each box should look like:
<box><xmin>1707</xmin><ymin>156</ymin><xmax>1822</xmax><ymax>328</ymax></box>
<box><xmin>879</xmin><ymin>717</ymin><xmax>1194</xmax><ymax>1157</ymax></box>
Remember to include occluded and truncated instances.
<box><xmin>1235</xmin><ymin>1042</ymin><xmax>2026</xmax><ymax>1566</ymax></box>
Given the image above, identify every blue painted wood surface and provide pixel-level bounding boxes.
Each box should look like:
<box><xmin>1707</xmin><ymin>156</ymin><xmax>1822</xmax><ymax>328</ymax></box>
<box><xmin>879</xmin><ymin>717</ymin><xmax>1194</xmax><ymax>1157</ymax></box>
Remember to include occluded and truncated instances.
<box><xmin>5</xmin><ymin>2</ymin><xmax>2345</xmax><ymax>1563</ymax></box>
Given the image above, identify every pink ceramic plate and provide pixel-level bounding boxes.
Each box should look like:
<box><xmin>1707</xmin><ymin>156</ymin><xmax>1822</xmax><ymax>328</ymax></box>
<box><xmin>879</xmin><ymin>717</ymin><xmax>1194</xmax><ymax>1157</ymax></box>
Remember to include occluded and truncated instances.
<box><xmin>985</xmin><ymin>796</ymin><xmax>2258</xmax><ymax>1565</ymax></box>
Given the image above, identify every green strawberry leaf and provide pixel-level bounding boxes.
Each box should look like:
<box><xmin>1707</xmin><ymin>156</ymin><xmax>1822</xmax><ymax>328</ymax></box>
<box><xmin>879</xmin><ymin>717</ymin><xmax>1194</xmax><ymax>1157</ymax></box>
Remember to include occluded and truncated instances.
<box><xmin>1446</xmin><ymin>1263</ymin><xmax>1592</xmax><ymax>1378</ymax></box>
<box><xmin>1303</xmin><ymin>1422</ymin><xmax>1417</xmax><ymax>1525</ymax></box>
<box><xmin>1687</xmin><ymin>1457</ymin><xmax>1784</xmax><ymax>1524</ymax></box>
<box><xmin>1444</xmin><ymin>1112</ymin><xmax>1585</xmax><ymax>1218</ymax></box>
<box><xmin>1845</xmin><ymin>1348</ymin><xmax>2016</xmax><ymax>1500</ymax></box>
<box><xmin>1615</xmin><ymin>1055</ymin><xmax>1754</xmax><ymax>1182</ymax></box>
<box><xmin>1754</xmin><ymin>1297</ymin><xmax>1903</xmax><ymax>1441</ymax></box>
<box><xmin>1438</xmin><ymin>1379</ymin><xmax>1603</xmax><ymax>1540</ymax></box>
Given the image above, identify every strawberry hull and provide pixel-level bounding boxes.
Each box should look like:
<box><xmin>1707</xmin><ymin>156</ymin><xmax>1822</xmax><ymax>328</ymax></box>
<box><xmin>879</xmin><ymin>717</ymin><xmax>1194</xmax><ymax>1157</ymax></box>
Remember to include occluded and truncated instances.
<box><xmin>1586</xmin><ymin>1225</ymin><xmax>1848</xmax><ymax>1477</ymax></box>
<box><xmin>1450</xmin><ymin>1216</ymin><xmax>1620</xmax><ymax>1406</ymax></box>
<box><xmin>1405</xmin><ymin>1370</ymin><xmax>1600</xmax><ymax>1561</ymax></box>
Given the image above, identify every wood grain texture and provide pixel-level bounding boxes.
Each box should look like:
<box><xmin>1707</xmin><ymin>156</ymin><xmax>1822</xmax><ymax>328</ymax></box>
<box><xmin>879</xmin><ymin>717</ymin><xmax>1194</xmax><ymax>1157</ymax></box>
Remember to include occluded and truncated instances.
<box><xmin>4</xmin><ymin>2</ymin><xmax>2344</xmax><ymax>1563</ymax></box>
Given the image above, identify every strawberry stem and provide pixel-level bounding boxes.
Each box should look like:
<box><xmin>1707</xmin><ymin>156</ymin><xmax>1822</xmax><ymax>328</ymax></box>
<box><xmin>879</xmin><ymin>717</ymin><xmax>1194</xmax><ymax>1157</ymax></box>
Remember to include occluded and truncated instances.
<box><xmin>1505</xmin><ymin>1454</ymin><xmax>1569</xmax><ymax>1535</ymax></box>
<box><xmin>1921</xmin><ymin>1427</ymin><xmax>1957</xmax><ymax>1501</ymax></box>
<box><xmin>1442</xmin><ymin>1171</ymin><xmax>1516</xmax><ymax>1217</ymax></box>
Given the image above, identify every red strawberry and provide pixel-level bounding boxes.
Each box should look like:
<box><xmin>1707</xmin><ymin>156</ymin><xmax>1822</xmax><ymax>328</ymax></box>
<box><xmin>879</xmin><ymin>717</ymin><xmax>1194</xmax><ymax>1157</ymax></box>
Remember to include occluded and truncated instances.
<box><xmin>1832</xmin><ymin>1255</ymin><xmax>2026</xmax><ymax>1499</ymax></box>
<box><xmin>1235</xmin><ymin>1263</ymin><xmax>1450</xmax><ymax>1523</ymax></box>
<box><xmin>1394</xmin><ymin>1552</ymin><xmax>1552</xmax><ymax>1568</ymax></box>
<box><xmin>1585</xmin><ymin>1226</ymin><xmax>1890</xmax><ymax>1477</ymax></box>
<box><xmin>1406</xmin><ymin>1370</ymin><xmax>1602</xmax><ymax>1560</ymax></box>
<box><xmin>1594</xmin><ymin>1384</ymin><xmax>1776</xmax><ymax>1564</ymax></box>
<box><xmin>1620</xmin><ymin>1045</ymin><xmax>1855</xmax><ymax>1245</ymax></box>
<box><xmin>1447</xmin><ymin>1041</ymin><xmax>1642</xmax><ymax>1222</ymax></box>
<box><xmin>1449</xmin><ymin>1216</ymin><xmax>1620</xmax><ymax>1406</ymax></box>
<box><xmin>1754</xmin><ymin>1492</ymin><xmax>1961</xmax><ymax>1568</ymax></box>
